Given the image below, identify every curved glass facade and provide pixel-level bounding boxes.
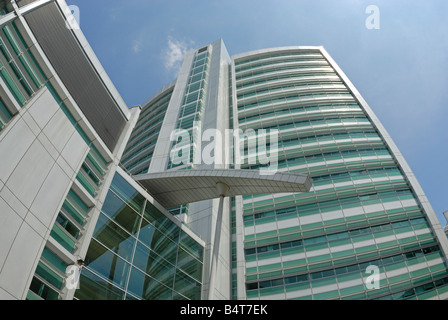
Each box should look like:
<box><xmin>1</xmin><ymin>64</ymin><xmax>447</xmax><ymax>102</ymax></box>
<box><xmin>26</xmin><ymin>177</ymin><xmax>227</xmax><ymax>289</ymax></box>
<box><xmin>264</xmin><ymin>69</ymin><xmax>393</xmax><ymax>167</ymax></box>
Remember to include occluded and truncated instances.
<box><xmin>122</xmin><ymin>87</ymin><xmax>174</xmax><ymax>175</ymax></box>
<box><xmin>75</xmin><ymin>173</ymin><xmax>204</xmax><ymax>300</ymax></box>
<box><xmin>232</xmin><ymin>48</ymin><xmax>448</xmax><ymax>300</ymax></box>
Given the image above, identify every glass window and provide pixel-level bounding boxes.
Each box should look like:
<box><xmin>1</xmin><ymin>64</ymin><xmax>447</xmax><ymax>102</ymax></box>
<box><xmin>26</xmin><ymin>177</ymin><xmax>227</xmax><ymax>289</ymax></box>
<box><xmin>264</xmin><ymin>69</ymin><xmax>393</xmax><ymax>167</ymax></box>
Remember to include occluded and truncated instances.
<box><xmin>34</xmin><ymin>262</ymin><xmax>64</xmax><ymax>289</ymax></box>
<box><xmin>127</xmin><ymin>268</ymin><xmax>173</xmax><ymax>300</ymax></box>
<box><xmin>55</xmin><ymin>212</ymin><xmax>80</xmax><ymax>239</ymax></box>
<box><xmin>144</xmin><ymin>201</ymin><xmax>178</xmax><ymax>237</ymax></box>
<box><xmin>177</xmin><ymin>247</ymin><xmax>202</xmax><ymax>282</ymax></box>
<box><xmin>84</xmin><ymin>239</ymin><xmax>130</xmax><ymax>289</ymax></box>
<box><xmin>179</xmin><ymin>230</ymin><xmax>203</xmax><ymax>261</ymax></box>
<box><xmin>150</xmin><ymin>230</ymin><xmax>179</xmax><ymax>265</ymax></box>
<box><xmin>110</xmin><ymin>173</ymin><xmax>146</xmax><ymax>213</ymax></box>
<box><xmin>102</xmin><ymin>190</ymin><xmax>142</xmax><ymax>235</ymax></box>
<box><xmin>133</xmin><ymin>242</ymin><xmax>175</xmax><ymax>287</ymax></box>
<box><xmin>29</xmin><ymin>277</ymin><xmax>59</xmax><ymax>300</ymax></box>
<box><xmin>0</xmin><ymin>98</ymin><xmax>12</xmax><ymax>129</ymax></box>
<box><xmin>92</xmin><ymin>213</ymin><xmax>136</xmax><ymax>262</ymax></box>
<box><xmin>75</xmin><ymin>268</ymin><xmax>124</xmax><ymax>300</ymax></box>
<box><xmin>138</xmin><ymin>218</ymin><xmax>178</xmax><ymax>265</ymax></box>
<box><xmin>174</xmin><ymin>270</ymin><xmax>202</xmax><ymax>300</ymax></box>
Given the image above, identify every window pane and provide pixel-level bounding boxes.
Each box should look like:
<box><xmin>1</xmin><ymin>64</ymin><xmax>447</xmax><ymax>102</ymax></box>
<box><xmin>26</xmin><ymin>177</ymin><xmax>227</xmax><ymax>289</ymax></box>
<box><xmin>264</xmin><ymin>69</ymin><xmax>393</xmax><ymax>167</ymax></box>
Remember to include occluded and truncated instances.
<box><xmin>179</xmin><ymin>230</ymin><xmax>203</xmax><ymax>261</ymax></box>
<box><xmin>84</xmin><ymin>239</ymin><xmax>130</xmax><ymax>289</ymax></box>
<box><xmin>138</xmin><ymin>218</ymin><xmax>178</xmax><ymax>265</ymax></box>
<box><xmin>102</xmin><ymin>190</ymin><xmax>142</xmax><ymax>235</ymax></box>
<box><xmin>93</xmin><ymin>213</ymin><xmax>136</xmax><ymax>262</ymax></box>
<box><xmin>174</xmin><ymin>270</ymin><xmax>202</xmax><ymax>300</ymax></box>
<box><xmin>144</xmin><ymin>202</ymin><xmax>178</xmax><ymax>238</ymax></box>
<box><xmin>110</xmin><ymin>173</ymin><xmax>146</xmax><ymax>213</ymax></box>
<box><xmin>177</xmin><ymin>247</ymin><xmax>202</xmax><ymax>282</ymax></box>
<box><xmin>127</xmin><ymin>268</ymin><xmax>173</xmax><ymax>300</ymax></box>
<box><xmin>75</xmin><ymin>268</ymin><xmax>124</xmax><ymax>300</ymax></box>
<box><xmin>133</xmin><ymin>242</ymin><xmax>175</xmax><ymax>287</ymax></box>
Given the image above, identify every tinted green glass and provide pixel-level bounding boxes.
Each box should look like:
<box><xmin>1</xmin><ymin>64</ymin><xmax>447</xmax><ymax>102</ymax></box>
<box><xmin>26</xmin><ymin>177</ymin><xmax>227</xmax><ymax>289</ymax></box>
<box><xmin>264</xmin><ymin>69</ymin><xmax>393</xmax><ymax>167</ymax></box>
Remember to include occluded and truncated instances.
<box><xmin>41</xmin><ymin>248</ymin><xmax>67</xmax><ymax>274</ymax></box>
<box><xmin>84</xmin><ymin>239</ymin><xmax>130</xmax><ymax>289</ymax></box>
<box><xmin>75</xmin><ymin>268</ymin><xmax>124</xmax><ymax>300</ymax></box>
<box><xmin>127</xmin><ymin>268</ymin><xmax>173</xmax><ymax>300</ymax></box>
<box><xmin>34</xmin><ymin>262</ymin><xmax>64</xmax><ymax>289</ymax></box>
<box><xmin>110</xmin><ymin>173</ymin><xmax>146</xmax><ymax>213</ymax></box>
<box><xmin>133</xmin><ymin>242</ymin><xmax>175</xmax><ymax>287</ymax></box>
<box><xmin>102</xmin><ymin>190</ymin><xmax>142</xmax><ymax>235</ymax></box>
<box><xmin>177</xmin><ymin>246</ymin><xmax>202</xmax><ymax>282</ymax></box>
<box><xmin>174</xmin><ymin>270</ymin><xmax>202</xmax><ymax>300</ymax></box>
<box><xmin>93</xmin><ymin>213</ymin><xmax>136</xmax><ymax>262</ymax></box>
<box><xmin>29</xmin><ymin>277</ymin><xmax>59</xmax><ymax>300</ymax></box>
<box><xmin>144</xmin><ymin>201</ymin><xmax>179</xmax><ymax>238</ymax></box>
<box><xmin>179</xmin><ymin>230</ymin><xmax>204</xmax><ymax>261</ymax></box>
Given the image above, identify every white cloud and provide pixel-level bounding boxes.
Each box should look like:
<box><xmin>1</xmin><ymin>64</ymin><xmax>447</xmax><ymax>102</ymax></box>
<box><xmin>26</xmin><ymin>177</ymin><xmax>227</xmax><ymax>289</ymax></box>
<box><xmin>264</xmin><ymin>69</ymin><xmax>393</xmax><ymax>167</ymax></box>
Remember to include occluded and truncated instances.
<box><xmin>163</xmin><ymin>36</ymin><xmax>193</xmax><ymax>75</ymax></box>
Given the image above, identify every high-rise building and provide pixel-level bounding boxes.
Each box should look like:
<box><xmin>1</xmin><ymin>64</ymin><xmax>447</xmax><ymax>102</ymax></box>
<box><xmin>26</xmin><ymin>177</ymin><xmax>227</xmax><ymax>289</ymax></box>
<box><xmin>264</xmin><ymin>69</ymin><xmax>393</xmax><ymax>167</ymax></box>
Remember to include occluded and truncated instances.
<box><xmin>1</xmin><ymin>0</ymin><xmax>448</xmax><ymax>301</ymax></box>
<box><xmin>0</xmin><ymin>0</ymin><xmax>208</xmax><ymax>301</ymax></box>
<box><xmin>230</xmin><ymin>46</ymin><xmax>448</xmax><ymax>300</ymax></box>
<box><xmin>122</xmin><ymin>39</ymin><xmax>448</xmax><ymax>300</ymax></box>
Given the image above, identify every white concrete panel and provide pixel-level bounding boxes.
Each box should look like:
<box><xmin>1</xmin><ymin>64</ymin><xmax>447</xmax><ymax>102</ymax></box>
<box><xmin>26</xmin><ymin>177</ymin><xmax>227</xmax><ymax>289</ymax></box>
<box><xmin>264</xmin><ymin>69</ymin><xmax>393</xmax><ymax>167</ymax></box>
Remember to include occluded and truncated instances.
<box><xmin>382</xmin><ymin>200</ymin><xmax>403</xmax><ymax>211</ymax></box>
<box><xmin>385</xmin><ymin>267</ymin><xmax>408</xmax><ymax>279</ymax></box>
<box><xmin>285</xmin><ymin>288</ymin><xmax>312</xmax><ymax>299</ymax></box>
<box><xmin>29</xmin><ymin>163</ymin><xmax>70</xmax><ymax>230</ymax></box>
<box><xmin>312</xmin><ymin>283</ymin><xmax>338</xmax><ymax>295</ymax></box>
<box><xmin>330</xmin><ymin>243</ymin><xmax>354</xmax><ymax>253</ymax></box>
<box><xmin>306</xmin><ymin>248</ymin><xmax>330</xmax><ymax>258</ymax></box>
<box><xmin>364</xmin><ymin>203</ymin><xmax>384</xmax><ymax>214</ymax></box>
<box><xmin>60</xmin><ymin>129</ymin><xmax>89</xmax><ymax>172</ymax></box>
<box><xmin>36</xmin><ymin>131</ymin><xmax>59</xmax><ymax>161</ymax></box>
<box><xmin>20</xmin><ymin>111</ymin><xmax>41</xmax><ymax>136</ymax></box>
<box><xmin>43</xmin><ymin>108</ymin><xmax>75</xmax><ymax>151</ymax></box>
<box><xmin>0</xmin><ymin>197</ymin><xmax>23</xmax><ymax>272</ymax></box>
<box><xmin>0</xmin><ymin>287</ymin><xmax>16</xmax><ymax>300</ymax></box>
<box><xmin>321</xmin><ymin>210</ymin><xmax>344</xmax><ymax>221</ymax></box>
<box><xmin>0</xmin><ymin>185</ymin><xmax>28</xmax><ymax>219</ymax></box>
<box><xmin>6</xmin><ymin>140</ymin><xmax>54</xmax><ymax>208</ymax></box>
<box><xmin>352</xmin><ymin>239</ymin><xmax>376</xmax><ymax>249</ymax></box>
<box><xmin>337</xmin><ymin>278</ymin><xmax>363</xmax><ymax>289</ymax></box>
<box><xmin>56</xmin><ymin>155</ymin><xmax>74</xmax><ymax>178</ymax></box>
<box><xmin>299</xmin><ymin>213</ymin><xmax>322</xmax><ymax>225</ymax></box>
<box><xmin>255</xmin><ymin>221</ymin><xmax>277</xmax><ymax>234</ymax></box>
<box><xmin>27</xmin><ymin>88</ymin><xmax>59</xmax><ymax>129</ymax></box>
<box><xmin>277</xmin><ymin>218</ymin><xmax>299</xmax><ymax>230</ymax></box>
<box><xmin>0</xmin><ymin>222</ymin><xmax>44</xmax><ymax>300</ymax></box>
<box><xmin>0</xmin><ymin>119</ymin><xmax>36</xmax><ymax>183</ymax></box>
<box><xmin>24</xmin><ymin>211</ymin><xmax>47</xmax><ymax>240</ymax></box>
<box><xmin>342</xmin><ymin>207</ymin><xmax>364</xmax><ymax>218</ymax></box>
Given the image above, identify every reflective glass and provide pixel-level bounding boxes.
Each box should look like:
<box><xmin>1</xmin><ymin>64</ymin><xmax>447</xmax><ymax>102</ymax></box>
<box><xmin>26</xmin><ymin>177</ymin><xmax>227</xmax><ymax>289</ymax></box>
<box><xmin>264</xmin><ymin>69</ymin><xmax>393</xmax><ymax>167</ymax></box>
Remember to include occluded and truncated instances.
<box><xmin>174</xmin><ymin>270</ymin><xmax>202</xmax><ymax>300</ymax></box>
<box><xmin>133</xmin><ymin>242</ymin><xmax>175</xmax><ymax>287</ymax></box>
<box><xmin>110</xmin><ymin>173</ymin><xmax>146</xmax><ymax>213</ymax></box>
<box><xmin>144</xmin><ymin>201</ymin><xmax>178</xmax><ymax>238</ymax></box>
<box><xmin>75</xmin><ymin>268</ymin><xmax>124</xmax><ymax>300</ymax></box>
<box><xmin>179</xmin><ymin>230</ymin><xmax>203</xmax><ymax>261</ymax></box>
<box><xmin>102</xmin><ymin>190</ymin><xmax>142</xmax><ymax>235</ymax></box>
<box><xmin>128</xmin><ymin>268</ymin><xmax>173</xmax><ymax>300</ymax></box>
<box><xmin>93</xmin><ymin>213</ymin><xmax>136</xmax><ymax>262</ymax></box>
<box><xmin>177</xmin><ymin>246</ymin><xmax>202</xmax><ymax>282</ymax></box>
<box><xmin>84</xmin><ymin>239</ymin><xmax>130</xmax><ymax>289</ymax></box>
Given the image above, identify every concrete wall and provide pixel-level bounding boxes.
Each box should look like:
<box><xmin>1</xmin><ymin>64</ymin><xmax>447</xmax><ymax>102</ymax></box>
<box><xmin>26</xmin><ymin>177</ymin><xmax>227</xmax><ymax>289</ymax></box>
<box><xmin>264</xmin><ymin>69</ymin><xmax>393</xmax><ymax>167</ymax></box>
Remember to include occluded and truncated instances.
<box><xmin>0</xmin><ymin>87</ymin><xmax>89</xmax><ymax>299</ymax></box>
<box><xmin>184</xmin><ymin>39</ymin><xmax>233</xmax><ymax>300</ymax></box>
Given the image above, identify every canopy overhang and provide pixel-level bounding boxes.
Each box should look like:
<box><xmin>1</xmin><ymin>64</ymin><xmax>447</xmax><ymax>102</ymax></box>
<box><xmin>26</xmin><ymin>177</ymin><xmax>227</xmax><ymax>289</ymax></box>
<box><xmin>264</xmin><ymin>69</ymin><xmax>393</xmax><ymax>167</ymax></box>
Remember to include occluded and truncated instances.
<box><xmin>134</xmin><ymin>169</ymin><xmax>312</xmax><ymax>208</ymax></box>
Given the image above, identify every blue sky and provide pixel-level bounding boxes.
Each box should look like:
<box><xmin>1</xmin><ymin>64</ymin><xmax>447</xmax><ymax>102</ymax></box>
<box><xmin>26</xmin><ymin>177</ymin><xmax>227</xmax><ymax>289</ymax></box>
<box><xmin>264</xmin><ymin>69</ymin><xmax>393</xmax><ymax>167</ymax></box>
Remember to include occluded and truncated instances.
<box><xmin>66</xmin><ymin>0</ymin><xmax>448</xmax><ymax>225</ymax></box>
